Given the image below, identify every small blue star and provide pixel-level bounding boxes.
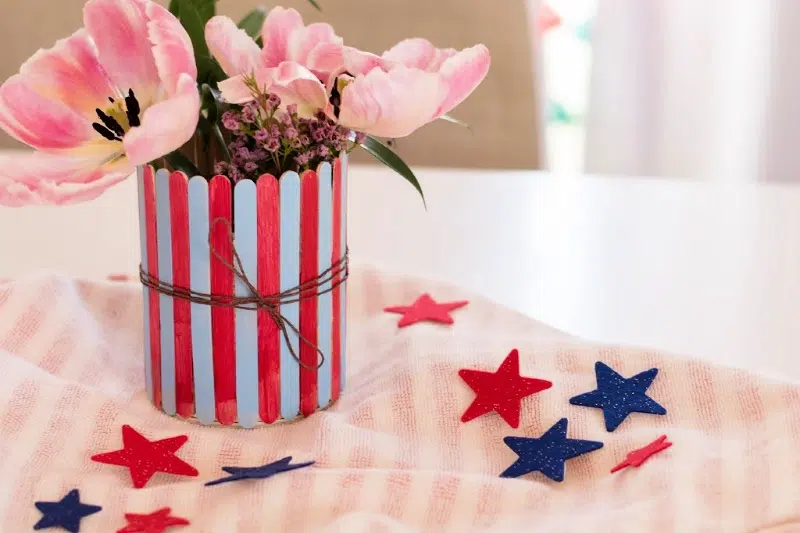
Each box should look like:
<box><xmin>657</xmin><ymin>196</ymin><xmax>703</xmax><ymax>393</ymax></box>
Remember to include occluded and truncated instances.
<box><xmin>500</xmin><ymin>418</ymin><xmax>603</xmax><ymax>482</ymax></box>
<box><xmin>570</xmin><ymin>361</ymin><xmax>667</xmax><ymax>432</ymax></box>
<box><xmin>205</xmin><ymin>456</ymin><xmax>314</xmax><ymax>486</ymax></box>
<box><xmin>34</xmin><ymin>489</ymin><xmax>102</xmax><ymax>532</ymax></box>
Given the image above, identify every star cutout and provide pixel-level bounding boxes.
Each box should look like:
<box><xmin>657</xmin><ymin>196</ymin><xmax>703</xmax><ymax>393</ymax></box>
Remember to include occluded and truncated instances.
<box><xmin>500</xmin><ymin>418</ymin><xmax>604</xmax><ymax>482</ymax></box>
<box><xmin>458</xmin><ymin>349</ymin><xmax>552</xmax><ymax>428</ymax></box>
<box><xmin>569</xmin><ymin>361</ymin><xmax>667</xmax><ymax>432</ymax></box>
<box><xmin>91</xmin><ymin>425</ymin><xmax>198</xmax><ymax>488</ymax></box>
<box><xmin>117</xmin><ymin>507</ymin><xmax>189</xmax><ymax>533</ymax></box>
<box><xmin>384</xmin><ymin>293</ymin><xmax>468</xmax><ymax>327</ymax></box>
<box><xmin>611</xmin><ymin>435</ymin><xmax>673</xmax><ymax>474</ymax></box>
<box><xmin>205</xmin><ymin>456</ymin><xmax>314</xmax><ymax>486</ymax></box>
<box><xmin>34</xmin><ymin>489</ymin><xmax>101</xmax><ymax>533</ymax></box>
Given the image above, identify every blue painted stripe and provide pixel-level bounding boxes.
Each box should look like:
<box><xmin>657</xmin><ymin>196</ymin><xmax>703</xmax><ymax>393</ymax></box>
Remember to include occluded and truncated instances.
<box><xmin>233</xmin><ymin>180</ymin><xmax>259</xmax><ymax>428</ymax></box>
<box><xmin>188</xmin><ymin>177</ymin><xmax>215</xmax><ymax>424</ymax></box>
<box><xmin>137</xmin><ymin>167</ymin><xmax>153</xmax><ymax>403</ymax></box>
<box><xmin>279</xmin><ymin>172</ymin><xmax>301</xmax><ymax>420</ymax></box>
<box><xmin>340</xmin><ymin>155</ymin><xmax>348</xmax><ymax>392</ymax></box>
<box><xmin>155</xmin><ymin>169</ymin><xmax>176</xmax><ymax>415</ymax></box>
<box><xmin>316</xmin><ymin>163</ymin><xmax>333</xmax><ymax>408</ymax></box>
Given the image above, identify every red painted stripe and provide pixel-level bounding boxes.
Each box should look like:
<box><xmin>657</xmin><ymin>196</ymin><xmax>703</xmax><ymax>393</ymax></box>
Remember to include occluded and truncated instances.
<box><xmin>257</xmin><ymin>175</ymin><xmax>281</xmax><ymax>423</ymax></box>
<box><xmin>299</xmin><ymin>170</ymin><xmax>319</xmax><ymax>417</ymax></box>
<box><xmin>209</xmin><ymin>175</ymin><xmax>236</xmax><ymax>425</ymax></box>
<box><xmin>142</xmin><ymin>165</ymin><xmax>162</xmax><ymax>409</ymax></box>
<box><xmin>331</xmin><ymin>159</ymin><xmax>343</xmax><ymax>402</ymax></box>
<box><xmin>170</xmin><ymin>172</ymin><xmax>194</xmax><ymax>418</ymax></box>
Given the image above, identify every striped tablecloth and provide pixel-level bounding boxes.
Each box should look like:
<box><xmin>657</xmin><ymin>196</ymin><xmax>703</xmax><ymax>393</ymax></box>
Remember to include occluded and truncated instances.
<box><xmin>0</xmin><ymin>267</ymin><xmax>798</xmax><ymax>532</ymax></box>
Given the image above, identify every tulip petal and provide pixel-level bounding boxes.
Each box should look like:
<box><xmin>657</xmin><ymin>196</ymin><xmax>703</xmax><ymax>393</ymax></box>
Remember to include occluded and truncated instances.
<box><xmin>0</xmin><ymin>75</ymin><xmax>95</xmax><ymax>150</ymax></box>
<box><xmin>264</xmin><ymin>62</ymin><xmax>328</xmax><ymax>117</ymax></box>
<box><xmin>383</xmin><ymin>38</ymin><xmax>439</xmax><ymax>70</ymax></box>
<box><xmin>306</xmin><ymin>42</ymin><xmax>345</xmax><ymax>85</ymax></box>
<box><xmin>147</xmin><ymin>0</ymin><xmax>197</xmax><ymax>96</ymax></box>
<box><xmin>218</xmin><ymin>74</ymin><xmax>256</xmax><ymax>105</ymax></box>
<box><xmin>205</xmin><ymin>16</ymin><xmax>261</xmax><ymax>79</ymax></box>
<box><xmin>338</xmin><ymin>66</ymin><xmax>445</xmax><ymax>138</ymax></box>
<box><xmin>18</xmin><ymin>29</ymin><xmax>117</xmax><ymax>118</ymax></box>
<box><xmin>0</xmin><ymin>169</ymin><xmax>131</xmax><ymax>206</ymax></box>
<box><xmin>123</xmin><ymin>73</ymin><xmax>200</xmax><ymax>166</ymax></box>
<box><xmin>0</xmin><ymin>148</ymin><xmax>130</xmax><ymax>205</ymax></box>
<box><xmin>434</xmin><ymin>44</ymin><xmax>491</xmax><ymax>118</ymax></box>
<box><xmin>288</xmin><ymin>23</ymin><xmax>342</xmax><ymax>66</ymax></box>
<box><xmin>84</xmin><ymin>0</ymin><xmax>160</xmax><ymax>103</ymax></box>
<box><xmin>383</xmin><ymin>38</ymin><xmax>459</xmax><ymax>72</ymax></box>
<box><xmin>343</xmin><ymin>47</ymin><xmax>391</xmax><ymax>76</ymax></box>
<box><xmin>261</xmin><ymin>7</ymin><xmax>304</xmax><ymax>67</ymax></box>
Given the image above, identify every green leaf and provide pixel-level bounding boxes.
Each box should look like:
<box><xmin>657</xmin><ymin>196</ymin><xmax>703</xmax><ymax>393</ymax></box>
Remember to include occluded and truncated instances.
<box><xmin>175</xmin><ymin>0</ymin><xmax>209</xmax><ymax>57</ymax></box>
<box><xmin>165</xmin><ymin>150</ymin><xmax>201</xmax><ymax>177</ymax></box>
<box><xmin>439</xmin><ymin>114</ymin><xmax>471</xmax><ymax>129</ymax></box>
<box><xmin>168</xmin><ymin>0</ymin><xmax>180</xmax><ymax>16</ymax></box>
<box><xmin>359</xmin><ymin>135</ymin><xmax>425</xmax><ymax>207</ymax></box>
<box><xmin>307</xmin><ymin>0</ymin><xmax>322</xmax><ymax>11</ymax></box>
<box><xmin>200</xmin><ymin>83</ymin><xmax>221</xmax><ymax>123</ymax></box>
<box><xmin>238</xmin><ymin>7</ymin><xmax>267</xmax><ymax>39</ymax></box>
<box><xmin>196</xmin><ymin>56</ymin><xmax>226</xmax><ymax>85</ymax></box>
<box><xmin>188</xmin><ymin>0</ymin><xmax>216</xmax><ymax>22</ymax></box>
<box><xmin>211</xmin><ymin>123</ymin><xmax>232</xmax><ymax>162</ymax></box>
<box><xmin>174</xmin><ymin>0</ymin><xmax>221</xmax><ymax>82</ymax></box>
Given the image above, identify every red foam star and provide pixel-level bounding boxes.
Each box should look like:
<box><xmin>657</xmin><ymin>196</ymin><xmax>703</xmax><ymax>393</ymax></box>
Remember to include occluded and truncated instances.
<box><xmin>117</xmin><ymin>507</ymin><xmax>189</xmax><ymax>533</ymax></box>
<box><xmin>458</xmin><ymin>349</ymin><xmax>553</xmax><ymax>428</ymax></box>
<box><xmin>91</xmin><ymin>425</ymin><xmax>198</xmax><ymax>488</ymax></box>
<box><xmin>611</xmin><ymin>435</ymin><xmax>673</xmax><ymax>474</ymax></box>
<box><xmin>384</xmin><ymin>293</ymin><xmax>468</xmax><ymax>327</ymax></box>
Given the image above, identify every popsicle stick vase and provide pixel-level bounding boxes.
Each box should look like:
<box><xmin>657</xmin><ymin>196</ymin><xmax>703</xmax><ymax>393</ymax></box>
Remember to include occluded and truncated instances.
<box><xmin>136</xmin><ymin>156</ymin><xmax>348</xmax><ymax>427</ymax></box>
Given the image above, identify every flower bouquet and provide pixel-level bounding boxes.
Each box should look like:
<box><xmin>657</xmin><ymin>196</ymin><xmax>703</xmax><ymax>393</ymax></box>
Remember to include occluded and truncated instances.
<box><xmin>0</xmin><ymin>0</ymin><xmax>490</xmax><ymax>426</ymax></box>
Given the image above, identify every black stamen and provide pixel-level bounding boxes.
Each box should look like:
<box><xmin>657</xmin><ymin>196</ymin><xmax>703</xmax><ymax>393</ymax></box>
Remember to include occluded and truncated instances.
<box><xmin>329</xmin><ymin>77</ymin><xmax>341</xmax><ymax>119</ymax></box>
<box><xmin>93</xmin><ymin>123</ymin><xmax>122</xmax><ymax>142</ymax></box>
<box><xmin>95</xmin><ymin>108</ymin><xmax>125</xmax><ymax>137</ymax></box>
<box><xmin>125</xmin><ymin>89</ymin><xmax>141</xmax><ymax>128</ymax></box>
<box><xmin>108</xmin><ymin>97</ymin><xmax>115</xmax><ymax>103</ymax></box>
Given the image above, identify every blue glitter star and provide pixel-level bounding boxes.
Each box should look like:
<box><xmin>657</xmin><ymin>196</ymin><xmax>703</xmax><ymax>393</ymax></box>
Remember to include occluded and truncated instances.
<box><xmin>570</xmin><ymin>361</ymin><xmax>667</xmax><ymax>432</ymax></box>
<box><xmin>500</xmin><ymin>418</ymin><xmax>603</xmax><ymax>482</ymax></box>
<box><xmin>34</xmin><ymin>489</ymin><xmax>102</xmax><ymax>532</ymax></box>
<box><xmin>205</xmin><ymin>456</ymin><xmax>314</xmax><ymax>486</ymax></box>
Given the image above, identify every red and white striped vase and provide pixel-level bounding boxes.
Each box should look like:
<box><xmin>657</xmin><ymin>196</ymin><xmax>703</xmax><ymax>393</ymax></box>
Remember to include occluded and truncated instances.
<box><xmin>136</xmin><ymin>155</ymin><xmax>348</xmax><ymax>427</ymax></box>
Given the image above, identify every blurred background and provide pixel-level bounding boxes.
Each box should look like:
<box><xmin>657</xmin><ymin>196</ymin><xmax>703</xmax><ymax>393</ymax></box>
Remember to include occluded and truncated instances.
<box><xmin>2</xmin><ymin>0</ymin><xmax>799</xmax><ymax>181</ymax></box>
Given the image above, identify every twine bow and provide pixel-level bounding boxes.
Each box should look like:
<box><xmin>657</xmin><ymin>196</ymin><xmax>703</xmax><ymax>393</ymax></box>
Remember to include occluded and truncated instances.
<box><xmin>139</xmin><ymin>217</ymin><xmax>348</xmax><ymax>371</ymax></box>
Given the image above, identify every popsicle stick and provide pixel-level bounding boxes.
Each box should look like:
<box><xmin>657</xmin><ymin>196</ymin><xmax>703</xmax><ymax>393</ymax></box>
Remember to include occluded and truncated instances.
<box><xmin>299</xmin><ymin>170</ymin><xmax>319</xmax><ymax>417</ymax></box>
<box><xmin>279</xmin><ymin>172</ymin><xmax>301</xmax><ymax>421</ymax></box>
<box><xmin>234</xmin><ymin>179</ymin><xmax>259</xmax><ymax>428</ymax></box>
<box><xmin>331</xmin><ymin>158</ymin><xmax>342</xmax><ymax>402</ymax></box>
<box><xmin>316</xmin><ymin>162</ymin><xmax>333</xmax><ymax>408</ymax></box>
<box><xmin>137</xmin><ymin>166</ymin><xmax>153</xmax><ymax>403</ymax></box>
<box><xmin>257</xmin><ymin>175</ymin><xmax>281</xmax><ymax>423</ymax></box>
<box><xmin>142</xmin><ymin>165</ymin><xmax>162</xmax><ymax>409</ymax></box>
<box><xmin>156</xmin><ymin>169</ymin><xmax>176</xmax><ymax>415</ymax></box>
<box><xmin>340</xmin><ymin>153</ymin><xmax>348</xmax><ymax>391</ymax></box>
<box><xmin>170</xmin><ymin>171</ymin><xmax>194</xmax><ymax>418</ymax></box>
<box><xmin>209</xmin><ymin>175</ymin><xmax>236</xmax><ymax>425</ymax></box>
<box><xmin>188</xmin><ymin>177</ymin><xmax>215</xmax><ymax>424</ymax></box>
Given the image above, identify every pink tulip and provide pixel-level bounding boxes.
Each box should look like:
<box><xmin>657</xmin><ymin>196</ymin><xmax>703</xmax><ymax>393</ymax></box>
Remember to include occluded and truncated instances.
<box><xmin>0</xmin><ymin>0</ymin><xmax>199</xmax><ymax>205</ymax></box>
<box><xmin>207</xmin><ymin>7</ymin><xmax>491</xmax><ymax>139</ymax></box>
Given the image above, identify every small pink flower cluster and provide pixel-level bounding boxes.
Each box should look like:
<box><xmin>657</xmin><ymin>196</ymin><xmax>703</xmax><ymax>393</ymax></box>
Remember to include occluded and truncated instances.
<box><xmin>215</xmin><ymin>93</ymin><xmax>364</xmax><ymax>181</ymax></box>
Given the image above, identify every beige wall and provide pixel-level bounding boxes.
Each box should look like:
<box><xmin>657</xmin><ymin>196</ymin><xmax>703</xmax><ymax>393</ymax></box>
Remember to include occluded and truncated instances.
<box><xmin>1</xmin><ymin>0</ymin><xmax>541</xmax><ymax>169</ymax></box>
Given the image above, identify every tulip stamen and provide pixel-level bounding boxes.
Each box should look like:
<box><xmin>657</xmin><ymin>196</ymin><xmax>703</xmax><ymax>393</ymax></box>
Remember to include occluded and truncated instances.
<box><xmin>125</xmin><ymin>89</ymin><xmax>141</xmax><ymax>128</ymax></box>
<box><xmin>329</xmin><ymin>77</ymin><xmax>341</xmax><ymax>119</ymax></box>
<box><xmin>92</xmin><ymin>88</ymin><xmax>142</xmax><ymax>141</ymax></box>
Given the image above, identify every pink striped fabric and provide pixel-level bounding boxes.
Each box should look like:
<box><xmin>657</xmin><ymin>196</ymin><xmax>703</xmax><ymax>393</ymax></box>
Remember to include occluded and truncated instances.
<box><xmin>0</xmin><ymin>267</ymin><xmax>798</xmax><ymax>532</ymax></box>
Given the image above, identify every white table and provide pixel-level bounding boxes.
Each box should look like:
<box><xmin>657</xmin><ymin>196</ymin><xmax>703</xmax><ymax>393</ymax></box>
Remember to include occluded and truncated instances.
<box><xmin>2</xmin><ymin>164</ymin><xmax>799</xmax><ymax>380</ymax></box>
